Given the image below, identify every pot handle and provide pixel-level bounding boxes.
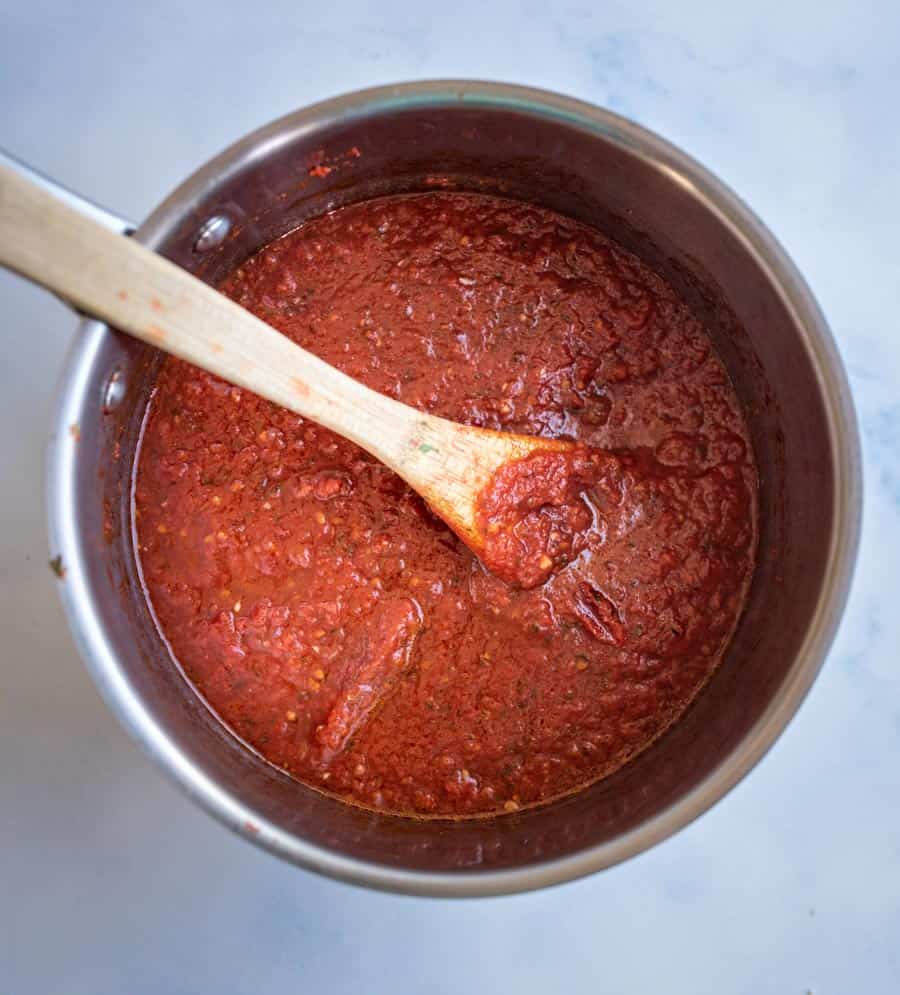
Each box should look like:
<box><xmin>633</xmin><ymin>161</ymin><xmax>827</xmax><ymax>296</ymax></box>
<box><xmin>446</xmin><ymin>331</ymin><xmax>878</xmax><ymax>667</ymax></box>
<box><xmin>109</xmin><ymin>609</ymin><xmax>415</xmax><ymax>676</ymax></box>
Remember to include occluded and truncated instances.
<box><xmin>0</xmin><ymin>148</ymin><xmax>135</xmax><ymax>238</ymax></box>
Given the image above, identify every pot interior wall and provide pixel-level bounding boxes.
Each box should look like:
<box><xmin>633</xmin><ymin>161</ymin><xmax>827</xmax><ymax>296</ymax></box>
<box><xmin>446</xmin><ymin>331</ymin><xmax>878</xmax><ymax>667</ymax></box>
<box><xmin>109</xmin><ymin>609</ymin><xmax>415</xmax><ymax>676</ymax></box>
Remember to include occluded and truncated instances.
<box><xmin>80</xmin><ymin>101</ymin><xmax>834</xmax><ymax>873</ymax></box>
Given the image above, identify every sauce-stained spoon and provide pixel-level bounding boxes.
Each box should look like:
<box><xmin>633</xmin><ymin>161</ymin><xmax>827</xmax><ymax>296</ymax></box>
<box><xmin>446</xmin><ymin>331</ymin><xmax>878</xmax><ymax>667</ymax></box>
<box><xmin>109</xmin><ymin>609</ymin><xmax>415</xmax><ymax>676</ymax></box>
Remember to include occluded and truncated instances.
<box><xmin>0</xmin><ymin>154</ymin><xmax>612</xmax><ymax>587</ymax></box>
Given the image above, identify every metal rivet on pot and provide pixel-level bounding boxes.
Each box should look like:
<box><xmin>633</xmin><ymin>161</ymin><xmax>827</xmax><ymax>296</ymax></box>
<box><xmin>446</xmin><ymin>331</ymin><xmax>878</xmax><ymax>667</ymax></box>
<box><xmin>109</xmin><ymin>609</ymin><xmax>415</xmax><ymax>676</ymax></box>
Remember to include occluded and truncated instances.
<box><xmin>103</xmin><ymin>369</ymin><xmax>127</xmax><ymax>411</ymax></box>
<box><xmin>193</xmin><ymin>214</ymin><xmax>231</xmax><ymax>253</ymax></box>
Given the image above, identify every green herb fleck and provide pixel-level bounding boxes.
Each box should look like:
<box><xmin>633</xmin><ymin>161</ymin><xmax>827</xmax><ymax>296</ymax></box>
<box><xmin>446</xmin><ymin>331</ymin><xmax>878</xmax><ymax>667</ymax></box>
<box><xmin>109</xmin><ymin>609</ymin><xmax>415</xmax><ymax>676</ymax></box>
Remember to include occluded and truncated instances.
<box><xmin>418</xmin><ymin>443</ymin><xmax>438</xmax><ymax>454</ymax></box>
<box><xmin>49</xmin><ymin>555</ymin><xmax>66</xmax><ymax>579</ymax></box>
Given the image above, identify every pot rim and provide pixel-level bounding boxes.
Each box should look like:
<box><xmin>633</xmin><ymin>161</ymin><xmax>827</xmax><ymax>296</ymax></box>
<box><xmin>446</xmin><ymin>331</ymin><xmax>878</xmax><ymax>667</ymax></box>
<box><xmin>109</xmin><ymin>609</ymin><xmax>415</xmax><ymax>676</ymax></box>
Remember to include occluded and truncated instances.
<box><xmin>46</xmin><ymin>80</ymin><xmax>862</xmax><ymax>897</ymax></box>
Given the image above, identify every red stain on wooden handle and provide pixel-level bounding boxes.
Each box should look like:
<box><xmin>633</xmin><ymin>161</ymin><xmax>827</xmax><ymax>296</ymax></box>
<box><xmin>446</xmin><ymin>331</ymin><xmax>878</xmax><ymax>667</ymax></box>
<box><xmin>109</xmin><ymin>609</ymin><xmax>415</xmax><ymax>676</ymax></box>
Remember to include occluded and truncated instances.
<box><xmin>145</xmin><ymin>324</ymin><xmax>168</xmax><ymax>343</ymax></box>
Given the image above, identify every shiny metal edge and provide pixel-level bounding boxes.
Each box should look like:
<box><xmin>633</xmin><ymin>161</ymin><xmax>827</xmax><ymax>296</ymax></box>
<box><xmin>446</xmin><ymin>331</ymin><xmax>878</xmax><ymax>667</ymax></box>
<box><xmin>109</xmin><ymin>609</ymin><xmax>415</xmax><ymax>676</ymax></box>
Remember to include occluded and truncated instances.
<box><xmin>46</xmin><ymin>80</ymin><xmax>863</xmax><ymax>897</ymax></box>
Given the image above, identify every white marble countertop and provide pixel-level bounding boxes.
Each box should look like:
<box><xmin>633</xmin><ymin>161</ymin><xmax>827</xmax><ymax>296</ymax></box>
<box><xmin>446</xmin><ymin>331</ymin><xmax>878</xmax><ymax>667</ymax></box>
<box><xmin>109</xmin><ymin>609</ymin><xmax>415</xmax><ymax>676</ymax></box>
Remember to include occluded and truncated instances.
<box><xmin>2</xmin><ymin>2</ymin><xmax>898</xmax><ymax>992</ymax></box>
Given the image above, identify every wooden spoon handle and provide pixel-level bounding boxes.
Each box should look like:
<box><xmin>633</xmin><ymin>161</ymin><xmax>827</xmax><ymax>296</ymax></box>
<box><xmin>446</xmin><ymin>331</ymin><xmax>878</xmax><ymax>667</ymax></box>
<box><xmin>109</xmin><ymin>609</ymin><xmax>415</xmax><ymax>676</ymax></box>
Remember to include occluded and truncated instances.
<box><xmin>0</xmin><ymin>156</ymin><xmax>417</xmax><ymax>468</ymax></box>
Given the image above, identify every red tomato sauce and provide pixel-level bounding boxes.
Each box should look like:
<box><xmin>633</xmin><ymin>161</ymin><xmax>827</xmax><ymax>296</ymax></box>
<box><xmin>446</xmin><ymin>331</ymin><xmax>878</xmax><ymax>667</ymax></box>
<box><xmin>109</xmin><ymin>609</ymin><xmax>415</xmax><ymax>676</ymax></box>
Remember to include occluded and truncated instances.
<box><xmin>135</xmin><ymin>192</ymin><xmax>757</xmax><ymax>818</ymax></box>
<box><xmin>475</xmin><ymin>444</ymin><xmax>623</xmax><ymax>589</ymax></box>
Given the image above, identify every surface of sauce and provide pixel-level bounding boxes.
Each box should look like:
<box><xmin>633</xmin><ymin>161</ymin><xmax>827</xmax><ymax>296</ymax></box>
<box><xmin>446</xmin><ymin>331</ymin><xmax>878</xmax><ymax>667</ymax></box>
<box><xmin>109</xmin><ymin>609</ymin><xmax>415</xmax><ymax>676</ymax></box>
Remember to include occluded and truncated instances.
<box><xmin>135</xmin><ymin>192</ymin><xmax>757</xmax><ymax>818</ymax></box>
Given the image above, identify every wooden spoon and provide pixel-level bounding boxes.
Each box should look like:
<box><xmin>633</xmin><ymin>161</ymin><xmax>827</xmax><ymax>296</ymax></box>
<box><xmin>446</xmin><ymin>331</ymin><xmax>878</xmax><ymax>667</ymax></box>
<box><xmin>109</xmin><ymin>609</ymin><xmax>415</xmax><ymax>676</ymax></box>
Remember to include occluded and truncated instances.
<box><xmin>0</xmin><ymin>155</ymin><xmax>575</xmax><ymax>564</ymax></box>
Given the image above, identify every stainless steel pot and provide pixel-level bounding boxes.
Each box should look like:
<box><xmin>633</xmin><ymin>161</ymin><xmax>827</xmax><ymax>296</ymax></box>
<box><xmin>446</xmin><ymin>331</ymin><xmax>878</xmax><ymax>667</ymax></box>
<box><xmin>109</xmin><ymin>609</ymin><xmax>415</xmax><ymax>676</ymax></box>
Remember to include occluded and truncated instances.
<box><xmin>47</xmin><ymin>80</ymin><xmax>861</xmax><ymax>896</ymax></box>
